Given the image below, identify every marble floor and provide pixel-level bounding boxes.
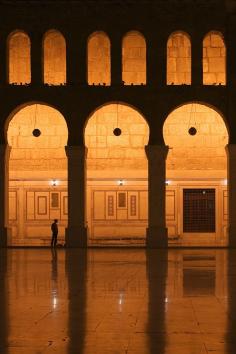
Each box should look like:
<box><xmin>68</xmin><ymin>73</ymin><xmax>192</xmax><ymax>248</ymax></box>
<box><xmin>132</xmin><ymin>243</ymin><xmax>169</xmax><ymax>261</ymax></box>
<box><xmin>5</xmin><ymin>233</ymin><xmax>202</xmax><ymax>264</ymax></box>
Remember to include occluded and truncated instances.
<box><xmin>0</xmin><ymin>248</ymin><xmax>236</xmax><ymax>354</ymax></box>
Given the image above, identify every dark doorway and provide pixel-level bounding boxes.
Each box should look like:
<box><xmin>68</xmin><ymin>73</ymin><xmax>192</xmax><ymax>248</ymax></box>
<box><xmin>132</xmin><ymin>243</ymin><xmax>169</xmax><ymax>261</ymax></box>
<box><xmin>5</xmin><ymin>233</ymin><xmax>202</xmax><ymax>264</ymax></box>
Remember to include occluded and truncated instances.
<box><xmin>183</xmin><ymin>189</ymin><xmax>215</xmax><ymax>233</ymax></box>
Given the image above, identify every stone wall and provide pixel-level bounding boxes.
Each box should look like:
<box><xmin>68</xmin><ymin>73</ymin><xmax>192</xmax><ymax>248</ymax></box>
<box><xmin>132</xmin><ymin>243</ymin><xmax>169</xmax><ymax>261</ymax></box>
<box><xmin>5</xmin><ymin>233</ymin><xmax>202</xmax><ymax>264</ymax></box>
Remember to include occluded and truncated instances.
<box><xmin>8</xmin><ymin>104</ymin><xmax>68</xmax><ymax>179</ymax></box>
<box><xmin>85</xmin><ymin>104</ymin><xmax>149</xmax><ymax>175</ymax></box>
<box><xmin>203</xmin><ymin>32</ymin><xmax>226</xmax><ymax>85</ymax></box>
<box><xmin>163</xmin><ymin>103</ymin><xmax>228</xmax><ymax>177</ymax></box>
<box><xmin>87</xmin><ymin>32</ymin><xmax>110</xmax><ymax>85</ymax></box>
<box><xmin>122</xmin><ymin>31</ymin><xmax>146</xmax><ymax>85</ymax></box>
<box><xmin>167</xmin><ymin>32</ymin><xmax>191</xmax><ymax>85</ymax></box>
<box><xmin>8</xmin><ymin>31</ymin><xmax>31</xmax><ymax>84</ymax></box>
<box><xmin>43</xmin><ymin>30</ymin><xmax>66</xmax><ymax>85</ymax></box>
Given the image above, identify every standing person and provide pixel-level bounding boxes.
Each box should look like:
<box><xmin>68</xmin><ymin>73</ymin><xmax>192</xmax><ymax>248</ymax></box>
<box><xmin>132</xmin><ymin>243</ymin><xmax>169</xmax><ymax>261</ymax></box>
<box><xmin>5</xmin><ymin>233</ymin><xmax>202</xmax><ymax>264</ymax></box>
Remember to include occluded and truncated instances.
<box><xmin>51</xmin><ymin>219</ymin><xmax>58</xmax><ymax>247</ymax></box>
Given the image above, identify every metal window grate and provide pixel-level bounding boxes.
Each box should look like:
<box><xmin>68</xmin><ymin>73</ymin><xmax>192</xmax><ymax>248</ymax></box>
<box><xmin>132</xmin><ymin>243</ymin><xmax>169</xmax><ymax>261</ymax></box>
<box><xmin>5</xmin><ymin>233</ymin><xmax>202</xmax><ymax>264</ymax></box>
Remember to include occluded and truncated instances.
<box><xmin>183</xmin><ymin>189</ymin><xmax>215</xmax><ymax>233</ymax></box>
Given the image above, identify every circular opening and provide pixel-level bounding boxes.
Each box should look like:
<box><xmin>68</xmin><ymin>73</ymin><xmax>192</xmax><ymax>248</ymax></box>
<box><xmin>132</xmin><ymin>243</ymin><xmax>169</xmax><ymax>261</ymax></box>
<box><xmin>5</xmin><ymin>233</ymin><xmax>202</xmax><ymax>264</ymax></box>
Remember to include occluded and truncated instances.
<box><xmin>113</xmin><ymin>128</ymin><xmax>122</xmax><ymax>136</ymax></box>
<box><xmin>188</xmin><ymin>127</ymin><xmax>197</xmax><ymax>136</ymax></box>
<box><xmin>32</xmin><ymin>128</ymin><xmax>41</xmax><ymax>137</ymax></box>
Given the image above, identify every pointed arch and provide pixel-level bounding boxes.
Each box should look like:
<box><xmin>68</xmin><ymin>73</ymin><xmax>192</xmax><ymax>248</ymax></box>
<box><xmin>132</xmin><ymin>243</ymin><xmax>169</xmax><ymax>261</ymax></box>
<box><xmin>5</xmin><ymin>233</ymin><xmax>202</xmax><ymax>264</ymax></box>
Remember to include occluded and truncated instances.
<box><xmin>8</xmin><ymin>30</ymin><xmax>31</xmax><ymax>84</ymax></box>
<box><xmin>87</xmin><ymin>31</ymin><xmax>111</xmax><ymax>85</ymax></box>
<box><xmin>203</xmin><ymin>31</ymin><xmax>226</xmax><ymax>85</ymax></box>
<box><xmin>43</xmin><ymin>29</ymin><xmax>66</xmax><ymax>85</ymax></box>
<box><xmin>122</xmin><ymin>31</ymin><xmax>146</xmax><ymax>85</ymax></box>
<box><xmin>167</xmin><ymin>31</ymin><xmax>191</xmax><ymax>85</ymax></box>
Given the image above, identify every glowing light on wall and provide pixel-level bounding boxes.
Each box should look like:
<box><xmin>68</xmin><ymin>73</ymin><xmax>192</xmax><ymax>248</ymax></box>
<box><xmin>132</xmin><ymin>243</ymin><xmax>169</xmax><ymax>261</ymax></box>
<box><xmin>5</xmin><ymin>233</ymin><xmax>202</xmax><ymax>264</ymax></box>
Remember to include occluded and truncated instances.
<box><xmin>50</xmin><ymin>179</ymin><xmax>59</xmax><ymax>187</ymax></box>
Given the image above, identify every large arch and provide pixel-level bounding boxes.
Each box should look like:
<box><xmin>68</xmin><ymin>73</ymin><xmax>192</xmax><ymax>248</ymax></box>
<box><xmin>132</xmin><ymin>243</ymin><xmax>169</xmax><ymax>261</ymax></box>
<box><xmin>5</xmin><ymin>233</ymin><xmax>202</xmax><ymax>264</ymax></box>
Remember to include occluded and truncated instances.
<box><xmin>84</xmin><ymin>102</ymin><xmax>149</xmax><ymax>245</ymax></box>
<box><xmin>163</xmin><ymin>102</ymin><xmax>228</xmax><ymax>245</ymax></box>
<box><xmin>6</xmin><ymin>103</ymin><xmax>68</xmax><ymax>245</ymax></box>
<box><xmin>8</xmin><ymin>30</ymin><xmax>31</xmax><ymax>84</ymax></box>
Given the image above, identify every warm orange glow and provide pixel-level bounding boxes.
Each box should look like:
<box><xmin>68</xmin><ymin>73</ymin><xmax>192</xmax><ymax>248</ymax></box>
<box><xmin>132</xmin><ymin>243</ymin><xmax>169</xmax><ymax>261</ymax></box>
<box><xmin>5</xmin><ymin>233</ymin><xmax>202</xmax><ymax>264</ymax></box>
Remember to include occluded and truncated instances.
<box><xmin>8</xmin><ymin>31</ymin><xmax>31</xmax><ymax>84</ymax></box>
<box><xmin>85</xmin><ymin>103</ymin><xmax>149</xmax><ymax>173</ymax></box>
<box><xmin>87</xmin><ymin>32</ymin><xmax>111</xmax><ymax>85</ymax></box>
<box><xmin>167</xmin><ymin>32</ymin><xmax>191</xmax><ymax>85</ymax></box>
<box><xmin>203</xmin><ymin>32</ymin><xmax>226</xmax><ymax>85</ymax></box>
<box><xmin>43</xmin><ymin>30</ymin><xmax>66</xmax><ymax>85</ymax></box>
<box><xmin>122</xmin><ymin>31</ymin><xmax>146</xmax><ymax>85</ymax></box>
<box><xmin>163</xmin><ymin>103</ymin><xmax>228</xmax><ymax>177</ymax></box>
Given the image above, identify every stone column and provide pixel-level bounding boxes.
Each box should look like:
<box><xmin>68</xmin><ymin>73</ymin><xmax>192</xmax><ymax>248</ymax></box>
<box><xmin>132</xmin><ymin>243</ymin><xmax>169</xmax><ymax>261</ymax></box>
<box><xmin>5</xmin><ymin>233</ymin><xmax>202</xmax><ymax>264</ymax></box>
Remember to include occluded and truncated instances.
<box><xmin>145</xmin><ymin>145</ymin><xmax>169</xmax><ymax>248</ymax></box>
<box><xmin>226</xmin><ymin>144</ymin><xmax>236</xmax><ymax>247</ymax></box>
<box><xmin>191</xmin><ymin>35</ymin><xmax>202</xmax><ymax>86</ymax></box>
<box><xmin>31</xmin><ymin>33</ymin><xmax>43</xmax><ymax>85</ymax></box>
<box><xmin>67</xmin><ymin>35</ymin><xmax>87</xmax><ymax>85</ymax></box>
<box><xmin>0</xmin><ymin>34</ymin><xmax>7</xmax><ymax>85</ymax></box>
<box><xmin>111</xmin><ymin>34</ymin><xmax>122</xmax><ymax>85</ymax></box>
<box><xmin>0</xmin><ymin>145</ymin><xmax>11</xmax><ymax>247</ymax></box>
<box><xmin>65</xmin><ymin>146</ymin><xmax>87</xmax><ymax>247</ymax></box>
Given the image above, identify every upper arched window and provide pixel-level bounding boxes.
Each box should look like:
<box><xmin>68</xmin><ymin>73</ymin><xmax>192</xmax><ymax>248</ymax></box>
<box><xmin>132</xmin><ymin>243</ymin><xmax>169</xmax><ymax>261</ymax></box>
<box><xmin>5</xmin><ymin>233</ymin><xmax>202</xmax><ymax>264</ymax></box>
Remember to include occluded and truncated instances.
<box><xmin>203</xmin><ymin>31</ymin><xmax>226</xmax><ymax>85</ymax></box>
<box><xmin>8</xmin><ymin>31</ymin><xmax>31</xmax><ymax>84</ymax></box>
<box><xmin>167</xmin><ymin>31</ymin><xmax>191</xmax><ymax>85</ymax></box>
<box><xmin>87</xmin><ymin>31</ymin><xmax>111</xmax><ymax>85</ymax></box>
<box><xmin>43</xmin><ymin>30</ymin><xmax>66</xmax><ymax>85</ymax></box>
<box><xmin>122</xmin><ymin>31</ymin><xmax>146</xmax><ymax>85</ymax></box>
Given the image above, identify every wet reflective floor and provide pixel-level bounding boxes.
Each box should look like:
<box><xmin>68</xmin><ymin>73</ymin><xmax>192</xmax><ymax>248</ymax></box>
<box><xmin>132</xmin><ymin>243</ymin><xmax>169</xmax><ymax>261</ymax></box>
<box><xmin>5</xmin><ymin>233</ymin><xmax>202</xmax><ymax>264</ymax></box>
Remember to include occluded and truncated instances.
<box><xmin>0</xmin><ymin>248</ymin><xmax>236</xmax><ymax>354</ymax></box>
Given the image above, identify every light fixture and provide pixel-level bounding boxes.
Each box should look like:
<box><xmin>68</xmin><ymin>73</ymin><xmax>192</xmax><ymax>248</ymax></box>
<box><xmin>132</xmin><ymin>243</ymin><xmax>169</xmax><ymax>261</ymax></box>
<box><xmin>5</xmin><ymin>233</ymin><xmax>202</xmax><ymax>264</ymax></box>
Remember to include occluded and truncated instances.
<box><xmin>165</xmin><ymin>180</ymin><xmax>170</xmax><ymax>185</ymax></box>
<box><xmin>113</xmin><ymin>104</ymin><xmax>122</xmax><ymax>136</ymax></box>
<box><xmin>118</xmin><ymin>179</ymin><xmax>124</xmax><ymax>186</ymax></box>
<box><xmin>32</xmin><ymin>104</ymin><xmax>42</xmax><ymax>137</ymax></box>
<box><xmin>51</xmin><ymin>179</ymin><xmax>59</xmax><ymax>187</ymax></box>
<box><xmin>188</xmin><ymin>104</ymin><xmax>198</xmax><ymax>136</ymax></box>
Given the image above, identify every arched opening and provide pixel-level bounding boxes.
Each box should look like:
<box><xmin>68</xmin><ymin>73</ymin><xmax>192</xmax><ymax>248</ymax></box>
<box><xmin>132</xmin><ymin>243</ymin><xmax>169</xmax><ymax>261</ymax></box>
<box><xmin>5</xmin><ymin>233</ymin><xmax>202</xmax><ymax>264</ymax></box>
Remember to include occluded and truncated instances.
<box><xmin>167</xmin><ymin>31</ymin><xmax>191</xmax><ymax>85</ymax></box>
<box><xmin>122</xmin><ymin>31</ymin><xmax>146</xmax><ymax>85</ymax></box>
<box><xmin>87</xmin><ymin>31</ymin><xmax>111</xmax><ymax>85</ymax></box>
<box><xmin>43</xmin><ymin>30</ymin><xmax>66</xmax><ymax>85</ymax></box>
<box><xmin>85</xmin><ymin>103</ymin><xmax>149</xmax><ymax>245</ymax></box>
<box><xmin>163</xmin><ymin>103</ymin><xmax>228</xmax><ymax>245</ymax></box>
<box><xmin>8</xmin><ymin>31</ymin><xmax>31</xmax><ymax>84</ymax></box>
<box><xmin>7</xmin><ymin>103</ymin><xmax>68</xmax><ymax>245</ymax></box>
<box><xmin>203</xmin><ymin>31</ymin><xmax>226</xmax><ymax>85</ymax></box>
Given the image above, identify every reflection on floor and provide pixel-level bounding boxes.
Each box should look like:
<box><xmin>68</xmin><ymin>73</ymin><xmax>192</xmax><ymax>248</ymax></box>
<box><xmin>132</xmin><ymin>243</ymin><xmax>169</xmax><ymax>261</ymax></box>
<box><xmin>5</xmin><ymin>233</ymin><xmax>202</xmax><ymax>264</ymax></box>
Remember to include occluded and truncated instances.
<box><xmin>0</xmin><ymin>248</ymin><xmax>235</xmax><ymax>353</ymax></box>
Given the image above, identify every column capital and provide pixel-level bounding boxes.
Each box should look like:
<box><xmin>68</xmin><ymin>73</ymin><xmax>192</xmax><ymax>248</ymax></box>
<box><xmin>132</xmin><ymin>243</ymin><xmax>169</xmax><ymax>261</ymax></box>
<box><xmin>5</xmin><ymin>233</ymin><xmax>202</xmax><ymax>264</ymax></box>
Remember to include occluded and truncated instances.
<box><xmin>225</xmin><ymin>143</ymin><xmax>236</xmax><ymax>156</ymax></box>
<box><xmin>145</xmin><ymin>145</ymin><xmax>169</xmax><ymax>161</ymax></box>
<box><xmin>0</xmin><ymin>145</ymin><xmax>11</xmax><ymax>158</ymax></box>
<box><xmin>65</xmin><ymin>145</ymin><xmax>88</xmax><ymax>159</ymax></box>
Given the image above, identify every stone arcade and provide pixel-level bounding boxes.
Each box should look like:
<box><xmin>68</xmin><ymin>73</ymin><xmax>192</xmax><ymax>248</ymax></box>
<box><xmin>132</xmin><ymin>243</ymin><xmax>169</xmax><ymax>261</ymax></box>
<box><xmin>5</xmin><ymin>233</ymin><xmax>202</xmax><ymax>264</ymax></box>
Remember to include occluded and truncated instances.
<box><xmin>0</xmin><ymin>0</ymin><xmax>236</xmax><ymax>248</ymax></box>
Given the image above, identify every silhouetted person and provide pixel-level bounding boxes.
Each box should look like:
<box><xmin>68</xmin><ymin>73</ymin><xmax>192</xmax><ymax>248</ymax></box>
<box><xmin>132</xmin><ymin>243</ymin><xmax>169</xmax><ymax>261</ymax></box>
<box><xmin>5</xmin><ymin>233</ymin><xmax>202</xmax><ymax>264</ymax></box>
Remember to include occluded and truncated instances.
<box><xmin>51</xmin><ymin>219</ymin><xmax>58</xmax><ymax>247</ymax></box>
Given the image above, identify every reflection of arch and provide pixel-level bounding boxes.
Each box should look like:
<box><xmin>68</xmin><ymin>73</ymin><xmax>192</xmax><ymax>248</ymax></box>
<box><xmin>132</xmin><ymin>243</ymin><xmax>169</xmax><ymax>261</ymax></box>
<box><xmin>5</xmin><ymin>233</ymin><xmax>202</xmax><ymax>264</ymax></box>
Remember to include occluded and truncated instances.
<box><xmin>6</xmin><ymin>103</ymin><xmax>68</xmax><ymax>246</ymax></box>
<box><xmin>167</xmin><ymin>31</ymin><xmax>191</xmax><ymax>85</ymax></box>
<box><xmin>84</xmin><ymin>102</ymin><xmax>149</xmax><ymax>245</ymax></box>
<box><xmin>43</xmin><ymin>29</ymin><xmax>66</xmax><ymax>85</ymax></box>
<box><xmin>203</xmin><ymin>31</ymin><xmax>226</xmax><ymax>85</ymax></box>
<box><xmin>8</xmin><ymin>30</ymin><xmax>31</xmax><ymax>84</ymax></box>
<box><xmin>122</xmin><ymin>31</ymin><xmax>146</xmax><ymax>85</ymax></box>
<box><xmin>87</xmin><ymin>31</ymin><xmax>111</xmax><ymax>85</ymax></box>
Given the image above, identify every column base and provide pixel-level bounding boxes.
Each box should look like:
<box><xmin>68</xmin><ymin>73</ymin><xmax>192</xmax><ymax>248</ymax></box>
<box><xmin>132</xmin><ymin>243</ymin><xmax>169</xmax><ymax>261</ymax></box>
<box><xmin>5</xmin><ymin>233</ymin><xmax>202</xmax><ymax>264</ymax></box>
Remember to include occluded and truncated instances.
<box><xmin>0</xmin><ymin>227</ymin><xmax>10</xmax><ymax>247</ymax></box>
<box><xmin>228</xmin><ymin>226</ymin><xmax>236</xmax><ymax>248</ymax></box>
<box><xmin>65</xmin><ymin>226</ymin><xmax>87</xmax><ymax>248</ymax></box>
<box><xmin>146</xmin><ymin>227</ymin><xmax>168</xmax><ymax>248</ymax></box>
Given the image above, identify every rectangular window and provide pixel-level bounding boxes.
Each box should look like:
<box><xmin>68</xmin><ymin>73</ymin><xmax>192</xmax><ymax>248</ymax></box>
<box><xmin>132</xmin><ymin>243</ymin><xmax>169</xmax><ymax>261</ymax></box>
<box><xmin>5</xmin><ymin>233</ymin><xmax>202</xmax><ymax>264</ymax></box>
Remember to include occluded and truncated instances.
<box><xmin>118</xmin><ymin>192</ymin><xmax>126</xmax><ymax>208</ymax></box>
<box><xmin>51</xmin><ymin>192</ymin><xmax>59</xmax><ymax>208</ymax></box>
<box><xmin>183</xmin><ymin>189</ymin><xmax>215</xmax><ymax>232</ymax></box>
